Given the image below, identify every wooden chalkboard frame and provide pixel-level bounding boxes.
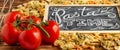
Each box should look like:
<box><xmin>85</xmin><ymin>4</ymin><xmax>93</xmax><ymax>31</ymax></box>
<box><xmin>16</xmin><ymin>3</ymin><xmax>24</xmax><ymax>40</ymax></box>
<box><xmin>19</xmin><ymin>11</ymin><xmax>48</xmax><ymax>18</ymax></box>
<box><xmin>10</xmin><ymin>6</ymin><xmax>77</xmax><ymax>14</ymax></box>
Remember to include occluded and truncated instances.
<box><xmin>44</xmin><ymin>4</ymin><xmax>120</xmax><ymax>33</ymax></box>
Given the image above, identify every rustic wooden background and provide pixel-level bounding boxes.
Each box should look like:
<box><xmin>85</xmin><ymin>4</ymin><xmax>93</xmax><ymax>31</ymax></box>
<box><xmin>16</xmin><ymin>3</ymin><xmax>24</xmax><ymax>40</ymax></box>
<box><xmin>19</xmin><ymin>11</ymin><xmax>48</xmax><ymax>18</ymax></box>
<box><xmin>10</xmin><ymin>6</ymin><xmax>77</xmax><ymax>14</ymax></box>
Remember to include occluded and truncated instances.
<box><xmin>0</xmin><ymin>0</ymin><xmax>30</xmax><ymax>13</ymax></box>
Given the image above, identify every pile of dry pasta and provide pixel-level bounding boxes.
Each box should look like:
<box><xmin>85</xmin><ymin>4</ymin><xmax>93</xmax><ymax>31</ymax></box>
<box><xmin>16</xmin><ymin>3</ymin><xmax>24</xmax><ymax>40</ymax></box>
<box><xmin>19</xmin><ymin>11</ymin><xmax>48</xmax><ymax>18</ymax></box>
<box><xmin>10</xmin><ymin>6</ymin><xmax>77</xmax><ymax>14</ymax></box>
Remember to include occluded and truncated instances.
<box><xmin>12</xmin><ymin>0</ymin><xmax>120</xmax><ymax>50</ymax></box>
<box><xmin>12</xmin><ymin>0</ymin><xmax>120</xmax><ymax>18</ymax></box>
<box><xmin>54</xmin><ymin>33</ymin><xmax>120</xmax><ymax>50</ymax></box>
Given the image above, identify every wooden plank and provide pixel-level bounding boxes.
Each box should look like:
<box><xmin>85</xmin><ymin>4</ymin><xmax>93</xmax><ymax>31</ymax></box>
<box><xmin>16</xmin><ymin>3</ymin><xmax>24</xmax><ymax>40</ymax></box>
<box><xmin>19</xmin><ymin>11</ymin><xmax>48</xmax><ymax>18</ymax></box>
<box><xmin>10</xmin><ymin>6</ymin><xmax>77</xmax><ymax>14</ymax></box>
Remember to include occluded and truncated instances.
<box><xmin>0</xmin><ymin>46</ymin><xmax>105</xmax><ymax>50</ymax></box>
<box><xmin>0</xmin><ymin>42</ymin><xmax>104</xmax><ymax>50</ymax></box>
<box><xmin>0</xmin><ymin>44</ymin><xmax>105</xmax><ymax>50</ymax></box>
<box><xmin>0</xmin><ymin>42</ymin><xmax>60</xmax><ymax>50</ymax></box>
<box><xmin>0</xmin><ymin>45</ymin><xmax>60</xmax><ymax>50</ymax></box>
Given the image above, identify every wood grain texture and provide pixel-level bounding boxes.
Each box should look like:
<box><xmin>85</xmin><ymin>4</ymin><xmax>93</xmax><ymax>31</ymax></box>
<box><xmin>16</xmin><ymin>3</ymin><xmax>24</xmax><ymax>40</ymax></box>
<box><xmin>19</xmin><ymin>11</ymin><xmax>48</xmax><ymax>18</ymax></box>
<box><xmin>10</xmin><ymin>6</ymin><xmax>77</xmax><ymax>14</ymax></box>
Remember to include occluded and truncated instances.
<box><xmin>0</xmin><ymin>0</ymin><xmax>30</xmax><ymax>13</ymax></box>
<box><xmin>0</xmin><ymin>42</ymin><xmax>60</xmax><ymax>50</ymax></box>
<box><xmin>0</xmin><ymin>42</ymin><xmax>105</xmax><ymax>50</ymax></box>
<box><xmin>0</xmin><ymin>45</ymin><xmax>60</xmax><ymax>50</ymax></box>
<box><xmin>0</xmin><ymin>46</ymin><xmax>60</xmax><ymax>50</ymax></box>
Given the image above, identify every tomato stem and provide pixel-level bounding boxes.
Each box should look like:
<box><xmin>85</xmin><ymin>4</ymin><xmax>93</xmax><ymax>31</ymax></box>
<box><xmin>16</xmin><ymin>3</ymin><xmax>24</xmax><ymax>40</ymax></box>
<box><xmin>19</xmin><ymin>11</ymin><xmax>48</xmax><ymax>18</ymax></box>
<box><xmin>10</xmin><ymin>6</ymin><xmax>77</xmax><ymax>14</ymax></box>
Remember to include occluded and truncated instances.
<box><xmin>39</xmin><ymin>25</ymin><xmax>50</xmax><ymax>38</ymax></box>
<box><xmin>27</xmin><ymin>18</ymin><xmax>34</xmax><ymax>30</ymax></box>
<box><xmin>34</xmin><ymin>24</ymin><xmax>50</xmax><ymax>38</ymax></box>
<box><xmin>13</xmin><ymin>17</ymin><xmax>21</xmax><ymax>27</ymax></box>
<box><xmin>41</xmin><ymin>22</ymin><xmax>48</xmax><ymax>26</ymax></box>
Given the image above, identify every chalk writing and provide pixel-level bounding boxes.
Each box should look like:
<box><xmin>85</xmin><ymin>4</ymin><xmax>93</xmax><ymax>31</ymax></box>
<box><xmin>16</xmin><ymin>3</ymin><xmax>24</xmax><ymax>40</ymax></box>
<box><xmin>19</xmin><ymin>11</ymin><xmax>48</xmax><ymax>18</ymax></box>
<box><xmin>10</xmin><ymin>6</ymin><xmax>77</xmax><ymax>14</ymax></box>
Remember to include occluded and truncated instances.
<box><xmin>48</xmin><ymin>6</ymin><xmax>120</xmax><ymax>30</ymax></box>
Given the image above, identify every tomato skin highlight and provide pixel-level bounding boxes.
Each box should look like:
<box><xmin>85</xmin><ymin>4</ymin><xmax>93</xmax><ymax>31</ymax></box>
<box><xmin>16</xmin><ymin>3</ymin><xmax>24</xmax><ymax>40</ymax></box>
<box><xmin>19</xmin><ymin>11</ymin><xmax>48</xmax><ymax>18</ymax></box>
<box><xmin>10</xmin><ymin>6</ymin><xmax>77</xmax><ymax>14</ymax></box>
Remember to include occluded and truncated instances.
<box><xmin>19</xmin><ymin>26</ymin><xmax>42</xmax><ymax>49</ymax></box>
<box><xmin>41</xmin><ymin>20</ymin><xmax>60</xmax><ymax>44</ymax></box>
<box><xmin>1</xmin><ymin>23</ymin><xmax>21</xmax><ymax>45</ymax></box>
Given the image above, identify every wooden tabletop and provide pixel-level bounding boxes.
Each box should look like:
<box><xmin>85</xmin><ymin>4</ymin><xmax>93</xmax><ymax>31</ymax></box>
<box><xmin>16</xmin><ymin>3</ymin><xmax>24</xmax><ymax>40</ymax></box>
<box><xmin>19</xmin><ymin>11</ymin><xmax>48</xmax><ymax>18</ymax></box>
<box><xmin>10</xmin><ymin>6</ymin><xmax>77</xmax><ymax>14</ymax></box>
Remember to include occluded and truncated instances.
<box><xmin>0</xmin><ymin>42</ymin><xmax>60</xmax><ymax>50</ymax></box>
<box><xmin>0</xmin><ymin>42</ymin><xmax>105</xmax><ymax>50</ymax></box>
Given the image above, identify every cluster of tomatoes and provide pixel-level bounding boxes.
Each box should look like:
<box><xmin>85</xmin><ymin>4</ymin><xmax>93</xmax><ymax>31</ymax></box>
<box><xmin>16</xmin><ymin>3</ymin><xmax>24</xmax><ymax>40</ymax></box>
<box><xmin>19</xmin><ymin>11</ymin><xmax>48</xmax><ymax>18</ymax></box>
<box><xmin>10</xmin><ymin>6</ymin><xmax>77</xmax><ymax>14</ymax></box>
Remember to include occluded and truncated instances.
<box><xmin>1</xmin><ymin>11</ymin><xmax>60</xmax><ymax>49</ymax></box>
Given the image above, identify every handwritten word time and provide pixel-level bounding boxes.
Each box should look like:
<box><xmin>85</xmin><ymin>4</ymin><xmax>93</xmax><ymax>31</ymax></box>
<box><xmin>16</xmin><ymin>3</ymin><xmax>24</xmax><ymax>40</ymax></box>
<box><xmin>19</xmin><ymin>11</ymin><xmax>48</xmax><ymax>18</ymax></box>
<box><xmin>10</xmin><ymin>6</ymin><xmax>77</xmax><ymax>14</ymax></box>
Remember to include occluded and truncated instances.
<box><xmin>63</xmin><ymin>19</ymin><xmax>114</xmax><ymax>27</ymax></box>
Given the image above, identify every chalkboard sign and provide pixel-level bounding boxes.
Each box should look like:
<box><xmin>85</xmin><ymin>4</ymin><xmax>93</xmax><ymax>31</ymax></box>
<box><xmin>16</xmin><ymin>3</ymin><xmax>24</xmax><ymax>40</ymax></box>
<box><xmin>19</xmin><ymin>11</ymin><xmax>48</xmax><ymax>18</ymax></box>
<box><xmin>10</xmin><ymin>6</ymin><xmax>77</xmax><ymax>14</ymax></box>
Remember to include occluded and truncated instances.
<box><xmin>44</xmin><ymin>5</ymin><xmax>120</xmax><ymax>31</ymax></box>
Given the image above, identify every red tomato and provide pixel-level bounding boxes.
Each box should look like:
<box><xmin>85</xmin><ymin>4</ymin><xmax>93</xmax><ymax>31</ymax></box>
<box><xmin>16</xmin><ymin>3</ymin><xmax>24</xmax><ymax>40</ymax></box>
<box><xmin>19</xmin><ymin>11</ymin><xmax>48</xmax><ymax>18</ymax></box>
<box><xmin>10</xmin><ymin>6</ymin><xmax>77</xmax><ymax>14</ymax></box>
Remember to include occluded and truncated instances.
<box><xmin>1</xmin><ymin>23</ymin><xmax>21</xmax><ymax>45</ymax></box>
<box><xmin>20</xmin><ymin>16</ymin><xmax>42</xmax><ymax>29</ymax></box>
<box><xmin>4</xmin><ymin>11</ymin><xmax>22</xmax><ymax>24</ymax></box>
<box><xmin>41</xmin><ymin>20</ymin><xmax>60</xmax><ymax>44</ymax></box>
<box><xmin>27</xmin><ymin>16</ymin><xmax>42</xmax><ymax>24</ymax></box>
<box><xmin>20</xmin><ymin>16</ymin><xmax>42</xmax><ymax>28</ymax></box>
<box><xmin>19</xmin><ymin>26</ymin><xmax>41</xmax><ymax>49</ymax></box>
<box><xmin>19</xmin><ymin>21</ymin><xmax>28</xmax><ymax>29</ymax></box>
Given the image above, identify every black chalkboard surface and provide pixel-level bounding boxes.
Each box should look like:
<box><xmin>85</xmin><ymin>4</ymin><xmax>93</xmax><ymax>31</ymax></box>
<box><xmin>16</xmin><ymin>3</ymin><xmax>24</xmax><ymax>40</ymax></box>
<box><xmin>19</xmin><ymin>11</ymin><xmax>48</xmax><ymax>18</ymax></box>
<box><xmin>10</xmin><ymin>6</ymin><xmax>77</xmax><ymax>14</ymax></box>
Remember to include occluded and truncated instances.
<box><xmin>44</xmin><ymin>5</ymin><xmax>120</xmax><ymax>31</ymax></box>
